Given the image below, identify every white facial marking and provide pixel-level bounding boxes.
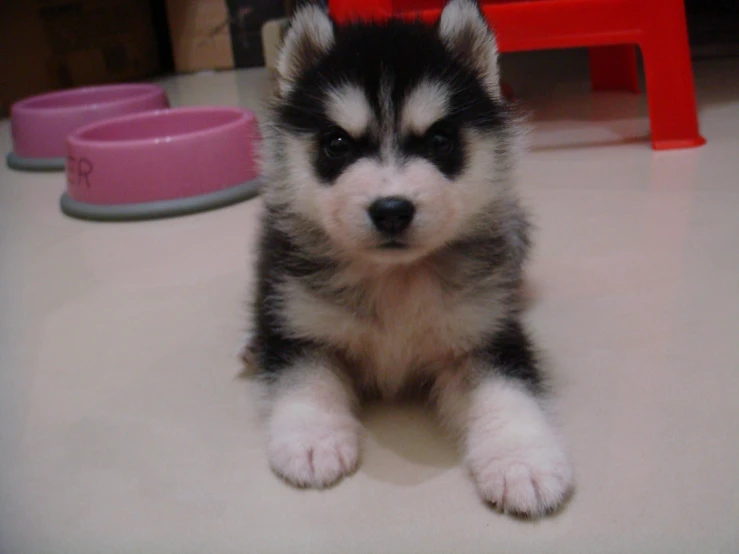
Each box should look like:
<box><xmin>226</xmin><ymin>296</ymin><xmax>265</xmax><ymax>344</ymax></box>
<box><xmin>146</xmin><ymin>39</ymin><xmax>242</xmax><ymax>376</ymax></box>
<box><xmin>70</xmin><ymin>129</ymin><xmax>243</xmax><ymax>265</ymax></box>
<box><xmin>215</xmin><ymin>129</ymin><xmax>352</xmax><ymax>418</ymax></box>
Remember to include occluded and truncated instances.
<box><xmin>401</xmin><ymin>81</ymin><xmax>450</xmax><ymax>135</ymax></box>
<box><xmin>326</xmin><ymin>86</ymin><xmax>374</xmax><ymax>137</ymax></box>
<box><xmin>309</xmin><ymin>156</ymin><xmax>464</xmax><ymax>258</ymax></box>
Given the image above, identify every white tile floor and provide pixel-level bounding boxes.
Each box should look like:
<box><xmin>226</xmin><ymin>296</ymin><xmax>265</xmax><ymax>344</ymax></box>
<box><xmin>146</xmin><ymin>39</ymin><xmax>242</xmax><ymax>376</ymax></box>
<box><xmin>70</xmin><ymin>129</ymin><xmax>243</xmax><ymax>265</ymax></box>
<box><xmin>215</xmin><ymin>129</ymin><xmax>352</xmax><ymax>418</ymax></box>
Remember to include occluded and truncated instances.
<box><xmin>1</xmin><ymin>54</ymin><xmax>739</xmax><ymax>553</ymax></box>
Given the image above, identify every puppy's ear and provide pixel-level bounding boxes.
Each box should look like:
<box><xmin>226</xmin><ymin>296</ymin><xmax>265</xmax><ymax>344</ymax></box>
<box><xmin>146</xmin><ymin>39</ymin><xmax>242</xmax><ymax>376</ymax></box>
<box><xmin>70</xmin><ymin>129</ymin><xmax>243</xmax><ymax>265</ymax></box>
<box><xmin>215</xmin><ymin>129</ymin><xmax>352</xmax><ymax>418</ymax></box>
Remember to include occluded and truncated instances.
<box><xmin>437</xmin><ymin>0</ymin><xmax>501</xmax><ymax>98</ymax></box>
<box><xmin>277</xmin><ymin>4</ymin><xmax>335</xmax><ymax>98</ymax></box>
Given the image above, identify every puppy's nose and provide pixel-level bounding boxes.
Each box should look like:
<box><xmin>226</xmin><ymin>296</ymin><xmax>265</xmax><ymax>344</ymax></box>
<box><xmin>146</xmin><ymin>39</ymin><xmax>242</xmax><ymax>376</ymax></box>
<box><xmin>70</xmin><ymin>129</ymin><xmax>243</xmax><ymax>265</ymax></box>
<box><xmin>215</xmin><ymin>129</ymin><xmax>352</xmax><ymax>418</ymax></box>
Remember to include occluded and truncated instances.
<box><xmin>368</xmin><ymin>196</ymin><xmax>416</xmax><ymax>235</ymax></box>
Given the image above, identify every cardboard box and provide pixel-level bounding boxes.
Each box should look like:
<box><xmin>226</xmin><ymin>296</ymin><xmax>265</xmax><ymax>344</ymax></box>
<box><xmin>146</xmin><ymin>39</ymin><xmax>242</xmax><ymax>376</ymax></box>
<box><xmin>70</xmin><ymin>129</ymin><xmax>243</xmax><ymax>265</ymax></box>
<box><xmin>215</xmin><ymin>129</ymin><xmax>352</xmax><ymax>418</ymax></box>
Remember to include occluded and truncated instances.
<box><xmin>261</xmin><ymin>17</ymin><xmax>288</xmax><ymax>74</ymax></box>
<box><xmin>0</xmin><ymin>0</ymin><xmax>161</xmax><ymax>117</ymax></box>
<box><xmin>165</xmin><ymin>0</ymin><xmax>234</xmax><ymax>71</ymax></box>
<box><xmin>165</xmin><ymin>0</ymin><xmax>286</xmax><ymax>73</ymax></box>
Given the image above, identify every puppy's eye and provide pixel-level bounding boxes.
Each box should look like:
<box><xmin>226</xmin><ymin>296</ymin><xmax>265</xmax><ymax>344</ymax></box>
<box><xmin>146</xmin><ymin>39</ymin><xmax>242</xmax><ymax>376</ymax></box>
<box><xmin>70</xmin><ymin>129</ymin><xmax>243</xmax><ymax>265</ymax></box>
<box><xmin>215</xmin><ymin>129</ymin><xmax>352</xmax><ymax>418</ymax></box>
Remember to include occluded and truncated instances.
<box><xmin>321</xmin><ymin>130</ymin><xmax>354</xmax><ymax>159</ymax></box>
<box><xmin>426</xmin><ymin>125</ymin><xmax>457</xmax><ymax>157</ymax></box>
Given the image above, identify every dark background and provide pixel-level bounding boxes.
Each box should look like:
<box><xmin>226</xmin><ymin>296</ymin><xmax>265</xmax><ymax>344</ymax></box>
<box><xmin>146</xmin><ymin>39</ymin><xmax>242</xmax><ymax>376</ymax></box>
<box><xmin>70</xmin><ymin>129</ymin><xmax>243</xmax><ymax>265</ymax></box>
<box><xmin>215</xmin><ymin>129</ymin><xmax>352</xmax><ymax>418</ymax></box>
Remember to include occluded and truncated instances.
<box><xmin>2</xmin><ymin>0</ymin><xmax>737</xmax><ymax>117</ymax></box>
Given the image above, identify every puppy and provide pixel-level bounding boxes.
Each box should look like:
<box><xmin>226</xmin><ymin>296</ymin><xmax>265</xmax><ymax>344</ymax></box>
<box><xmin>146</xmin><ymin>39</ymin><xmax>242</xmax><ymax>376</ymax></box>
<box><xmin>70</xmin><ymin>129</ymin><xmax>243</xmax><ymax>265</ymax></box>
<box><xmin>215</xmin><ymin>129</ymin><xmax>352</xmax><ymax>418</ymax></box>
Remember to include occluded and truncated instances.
<box><xmin>248</xmin><ymin>0</ymin><xmax>574</xmax><ymax>517</ymax></box>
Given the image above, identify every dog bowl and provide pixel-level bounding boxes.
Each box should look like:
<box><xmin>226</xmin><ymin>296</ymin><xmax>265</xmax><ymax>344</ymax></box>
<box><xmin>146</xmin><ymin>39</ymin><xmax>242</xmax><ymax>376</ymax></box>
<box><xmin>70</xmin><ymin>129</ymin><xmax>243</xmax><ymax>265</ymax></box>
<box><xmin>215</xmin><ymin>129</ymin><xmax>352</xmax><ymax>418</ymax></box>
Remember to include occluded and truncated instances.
<box><xmin>7</xmin><ymin>84</ymin><xmax>169</xmax><ymax>171</ymax></box>
<box><xmin>60</xmin><ymin>106</ymin><xmax>262</xmax><ymax>221</ymax></box>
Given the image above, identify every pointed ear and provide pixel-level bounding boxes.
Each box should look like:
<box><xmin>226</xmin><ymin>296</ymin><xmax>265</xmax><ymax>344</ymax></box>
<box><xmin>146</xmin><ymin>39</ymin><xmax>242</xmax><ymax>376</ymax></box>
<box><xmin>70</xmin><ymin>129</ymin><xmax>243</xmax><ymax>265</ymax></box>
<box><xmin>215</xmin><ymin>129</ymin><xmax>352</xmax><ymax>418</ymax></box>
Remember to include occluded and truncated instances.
<box><xmin>277</xmin><ymin>4</ymin><xmax>335</xmax><ymax>98</ymax></box>
<box><xmin>438</xmin><ymin>0</ymin><xmax>501</xmax><ymax>98</ymax></box>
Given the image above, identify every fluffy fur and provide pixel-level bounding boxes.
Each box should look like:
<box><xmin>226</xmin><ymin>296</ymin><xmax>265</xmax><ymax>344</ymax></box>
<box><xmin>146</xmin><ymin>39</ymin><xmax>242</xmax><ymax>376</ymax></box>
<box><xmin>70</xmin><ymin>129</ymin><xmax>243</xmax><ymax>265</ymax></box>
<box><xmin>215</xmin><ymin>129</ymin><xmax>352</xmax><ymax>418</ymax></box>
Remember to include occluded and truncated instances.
<box><xmin>247</xmin><ymin>0</ymin><xmax>573</xmax><ymax>517</ymax></box>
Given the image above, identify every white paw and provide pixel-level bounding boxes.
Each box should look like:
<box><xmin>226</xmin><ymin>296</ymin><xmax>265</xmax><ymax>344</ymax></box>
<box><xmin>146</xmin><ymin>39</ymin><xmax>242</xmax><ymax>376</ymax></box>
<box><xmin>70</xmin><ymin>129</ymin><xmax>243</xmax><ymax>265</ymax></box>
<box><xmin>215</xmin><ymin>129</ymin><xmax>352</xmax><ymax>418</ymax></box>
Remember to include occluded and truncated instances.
<box><xmin>468</xmin><ymin>432</ymin><xmax>574</xmax><ymax>517</ymax></box>
<box><xmin>463</xmin><ymin>380</ymin><xmax>575</xmax><ymax>517</ymax></box>
<box><xmin>268</xmin><ymin>411</ymin><xmax>360</xmax><ymax>488</ymax></box>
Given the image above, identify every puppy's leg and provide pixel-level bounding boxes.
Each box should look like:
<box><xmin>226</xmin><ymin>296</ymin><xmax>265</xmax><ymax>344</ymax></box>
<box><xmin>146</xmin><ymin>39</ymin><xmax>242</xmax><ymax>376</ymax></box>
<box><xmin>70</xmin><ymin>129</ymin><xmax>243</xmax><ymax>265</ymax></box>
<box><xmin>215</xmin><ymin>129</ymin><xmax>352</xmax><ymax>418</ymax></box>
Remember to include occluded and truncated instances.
<box><xmin>434</xmin><ymin>319</ymin><xmax>574</xmax><ymax>517</ymax></box>
<box><xmin>265</xmin><ymin>356</ymin><xmax>361</xmax><ymax>488</ymax></box>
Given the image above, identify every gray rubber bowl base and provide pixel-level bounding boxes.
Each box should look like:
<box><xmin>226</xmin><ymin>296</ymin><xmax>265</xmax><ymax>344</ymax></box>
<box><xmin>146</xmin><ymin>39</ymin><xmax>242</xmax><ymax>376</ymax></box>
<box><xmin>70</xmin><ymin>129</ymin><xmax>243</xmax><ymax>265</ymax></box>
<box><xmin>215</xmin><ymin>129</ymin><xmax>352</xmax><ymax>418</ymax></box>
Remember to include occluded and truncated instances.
<box><xmin>60</xmin><ymin>178</ymin><xmax>262</xmax><ymax>222</ymax></box>
<box><xmin>6</xmin><ymin>152</ymin><xmax>66</xmax><ymax>171</ymax></box>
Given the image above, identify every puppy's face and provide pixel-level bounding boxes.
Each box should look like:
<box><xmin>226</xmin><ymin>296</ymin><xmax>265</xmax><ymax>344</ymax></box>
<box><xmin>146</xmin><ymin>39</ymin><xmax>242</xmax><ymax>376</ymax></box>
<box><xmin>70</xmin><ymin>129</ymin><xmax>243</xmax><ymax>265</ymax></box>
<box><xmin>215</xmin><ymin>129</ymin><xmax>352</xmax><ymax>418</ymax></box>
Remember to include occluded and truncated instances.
<box><xmin>267</xmin><ymin>0</ymin><xmax>514</xmax><ymax>263</ymax></box>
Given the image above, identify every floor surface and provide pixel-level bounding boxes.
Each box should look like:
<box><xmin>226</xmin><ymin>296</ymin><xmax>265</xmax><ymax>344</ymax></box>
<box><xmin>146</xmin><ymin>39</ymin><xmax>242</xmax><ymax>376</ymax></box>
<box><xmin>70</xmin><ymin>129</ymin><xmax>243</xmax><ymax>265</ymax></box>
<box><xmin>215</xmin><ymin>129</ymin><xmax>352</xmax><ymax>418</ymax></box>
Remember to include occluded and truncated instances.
<box><xmin>1</xmin><ymin>54</ymin><xmax>738</xmax><ymax>553</ymax></box>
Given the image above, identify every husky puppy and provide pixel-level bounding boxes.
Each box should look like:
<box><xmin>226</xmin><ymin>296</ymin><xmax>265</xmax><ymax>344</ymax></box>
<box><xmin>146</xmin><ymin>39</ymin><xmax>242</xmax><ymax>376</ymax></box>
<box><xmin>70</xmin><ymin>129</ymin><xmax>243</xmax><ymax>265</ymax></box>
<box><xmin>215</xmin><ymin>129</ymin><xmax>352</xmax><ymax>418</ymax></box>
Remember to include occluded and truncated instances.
<box><xmin>249</xmin><ymin>0</ymin><xmax>574</xmax><ymax>517</ymax></box>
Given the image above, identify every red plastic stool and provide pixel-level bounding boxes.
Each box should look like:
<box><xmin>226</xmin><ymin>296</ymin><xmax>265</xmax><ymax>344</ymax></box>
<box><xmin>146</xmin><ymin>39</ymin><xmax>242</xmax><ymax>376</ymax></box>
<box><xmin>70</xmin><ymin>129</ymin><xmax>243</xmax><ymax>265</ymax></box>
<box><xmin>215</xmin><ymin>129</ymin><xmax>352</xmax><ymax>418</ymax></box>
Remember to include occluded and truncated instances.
<box><xmin>329</xmin><ymin>0</ymin><xmax>706</xmax><ymax>150</ymax></box>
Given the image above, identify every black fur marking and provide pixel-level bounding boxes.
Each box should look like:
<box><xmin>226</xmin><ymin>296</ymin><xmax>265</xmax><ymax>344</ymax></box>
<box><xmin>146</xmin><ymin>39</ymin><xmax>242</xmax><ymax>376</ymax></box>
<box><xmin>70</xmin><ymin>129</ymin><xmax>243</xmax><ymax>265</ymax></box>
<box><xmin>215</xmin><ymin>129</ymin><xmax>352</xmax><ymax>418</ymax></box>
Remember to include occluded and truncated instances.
<box><xmin>315</xmin><ymin>130</ymin><xmax>379</xmax><ymax>183</ymax></box>
<box><xmin>254</xmin><ymin>289</ymin><xmax>315</xmax><ymax>378</ymax></box>
<box><xmin>259</xmin><ymin>209</ymin><xmax>338</xmax><ymax>279</ymax></box>
<box><xmin>252</xmin><ymin>210</ymin><xmax>333</xmax><ymax>376</ymax></box>
<box><xmin>448</xmin><ymin>86</ymin><xmax>505</xmax><ymax>131</ymax></box>
<box><xmin>402</xmin><ymin>118</ymin><xmax>465</xmax><ymax>178</ymax></box>
<box><xmin>276</xmin><ymin>84</ymin><xmax>333</xmax><ymax>135</ymax></box>
<box><xmin>479</xmin><ymin>318</ymin><xmax>543</xmax><ymax>394</ymax></box>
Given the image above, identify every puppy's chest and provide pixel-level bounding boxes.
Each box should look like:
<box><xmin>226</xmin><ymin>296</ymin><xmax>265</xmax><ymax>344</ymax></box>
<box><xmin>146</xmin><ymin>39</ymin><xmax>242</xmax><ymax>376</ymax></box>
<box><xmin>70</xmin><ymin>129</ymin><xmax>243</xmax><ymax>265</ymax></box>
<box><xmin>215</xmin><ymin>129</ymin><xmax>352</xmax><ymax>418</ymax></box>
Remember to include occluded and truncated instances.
<box><xmin>282</xmin><ymin>270</ymin><xmax>496</xmax><ymax>393</ymax></box>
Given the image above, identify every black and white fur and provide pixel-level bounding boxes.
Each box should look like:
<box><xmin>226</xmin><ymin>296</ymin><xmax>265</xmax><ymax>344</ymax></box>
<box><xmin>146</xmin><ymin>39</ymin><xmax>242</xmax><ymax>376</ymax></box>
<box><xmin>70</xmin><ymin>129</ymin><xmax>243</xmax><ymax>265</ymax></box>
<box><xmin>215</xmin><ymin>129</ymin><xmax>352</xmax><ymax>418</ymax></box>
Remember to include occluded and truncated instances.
<box><xmin>248</xmin><ymin>0</ymin><xmax>574</xmax><ymax>517</ymax></box>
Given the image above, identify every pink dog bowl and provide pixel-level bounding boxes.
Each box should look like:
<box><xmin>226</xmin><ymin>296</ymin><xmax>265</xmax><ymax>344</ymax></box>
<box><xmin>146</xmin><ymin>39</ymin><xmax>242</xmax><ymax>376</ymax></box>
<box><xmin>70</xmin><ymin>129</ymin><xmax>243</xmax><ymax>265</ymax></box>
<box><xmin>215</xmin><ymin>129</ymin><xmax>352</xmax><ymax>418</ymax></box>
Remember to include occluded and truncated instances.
<box><xmin>7</xmin><ymin>84</ymin><xmax>169</xmax><ymax>171</ymax></box>
<box><xmin>60</xmin><ymin>106</ymin><xmax>261</xmax><ymax>221</ymax></box>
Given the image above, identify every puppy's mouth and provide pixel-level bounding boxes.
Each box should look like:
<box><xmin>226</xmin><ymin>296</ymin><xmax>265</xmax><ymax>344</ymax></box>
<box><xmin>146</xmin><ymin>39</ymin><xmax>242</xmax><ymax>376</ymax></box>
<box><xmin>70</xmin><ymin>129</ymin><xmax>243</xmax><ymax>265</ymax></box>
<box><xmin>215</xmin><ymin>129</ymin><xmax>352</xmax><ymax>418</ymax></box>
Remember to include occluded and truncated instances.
<box><xmin>377</xmin><ymin>240</ymin><xmax>409</xmax><ymax>250</ymax></box>
<box><xmin>365</xmin><ymin>238</ymin><xmax>429</xmax><ymax>264</ymax></box>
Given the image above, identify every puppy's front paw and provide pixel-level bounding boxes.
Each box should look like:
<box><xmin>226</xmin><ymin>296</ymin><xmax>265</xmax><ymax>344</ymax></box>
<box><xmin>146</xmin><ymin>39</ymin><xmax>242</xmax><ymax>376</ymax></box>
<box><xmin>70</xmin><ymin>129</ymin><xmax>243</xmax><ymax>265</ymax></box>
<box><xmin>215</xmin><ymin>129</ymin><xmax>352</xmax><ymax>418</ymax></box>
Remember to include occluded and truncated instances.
<box><xmin>268</xmin><ymin>410</ymin><xmax>360</xmax><ymax>488</ymax></box>
<box><xmin>468</xmin><ymin>431</ymin><xmax>574</xmax><ymax>517</ymax></box>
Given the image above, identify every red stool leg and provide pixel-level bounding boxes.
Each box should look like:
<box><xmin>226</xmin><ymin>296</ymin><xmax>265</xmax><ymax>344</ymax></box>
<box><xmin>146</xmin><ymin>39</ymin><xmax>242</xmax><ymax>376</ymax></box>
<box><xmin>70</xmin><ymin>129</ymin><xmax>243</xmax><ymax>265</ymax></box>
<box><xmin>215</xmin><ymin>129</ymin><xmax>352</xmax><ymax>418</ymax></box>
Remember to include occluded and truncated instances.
<box><xmin>589</xmin><ymin>45</ymin><xmax>640</xmax><ymax>93</ymax></box>
<box><xmin>640</xmin><ymin>0</ymin><xmax>705</xmax><ymax>150</ymax></box>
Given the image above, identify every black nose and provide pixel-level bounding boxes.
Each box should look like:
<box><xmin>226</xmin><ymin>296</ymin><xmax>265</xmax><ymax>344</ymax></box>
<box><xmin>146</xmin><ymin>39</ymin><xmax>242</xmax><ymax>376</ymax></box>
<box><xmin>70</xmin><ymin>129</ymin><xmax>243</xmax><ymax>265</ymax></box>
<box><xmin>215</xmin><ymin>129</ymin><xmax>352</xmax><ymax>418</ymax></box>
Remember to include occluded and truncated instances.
<box><xmin>368</xmin><ymin>197</ymin><xmax>416</xmax><ymax>235</ymax></box>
